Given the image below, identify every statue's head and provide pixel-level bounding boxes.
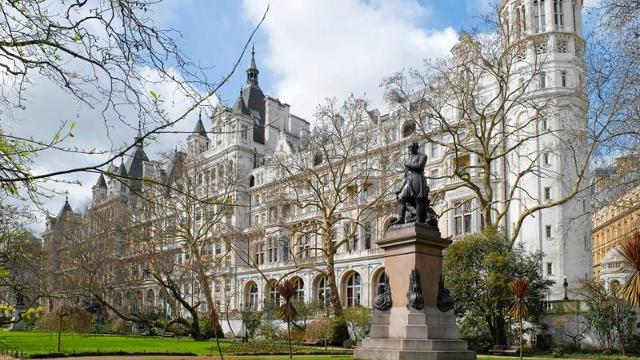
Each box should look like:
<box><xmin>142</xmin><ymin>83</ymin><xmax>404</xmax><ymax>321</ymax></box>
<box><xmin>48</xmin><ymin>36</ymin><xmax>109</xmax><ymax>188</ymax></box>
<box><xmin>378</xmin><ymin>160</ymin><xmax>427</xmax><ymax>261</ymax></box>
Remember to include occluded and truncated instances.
<box><xmin>408</xmin><ymin>142</ymin><xmax>419</xmax><ymax>153</ymax></box>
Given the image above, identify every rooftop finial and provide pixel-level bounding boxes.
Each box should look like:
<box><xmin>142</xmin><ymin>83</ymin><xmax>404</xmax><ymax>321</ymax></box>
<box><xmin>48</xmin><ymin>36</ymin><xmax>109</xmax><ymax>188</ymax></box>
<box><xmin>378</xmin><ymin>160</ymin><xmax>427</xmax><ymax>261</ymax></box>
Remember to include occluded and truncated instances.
<box><xmin>247</xmin><ymin>44</ymin><xmax>259</xmax><ymax>85</ymax></box>
<box><xmin>136</xmin><ymin>119</ymin><xmax>142</xmax><ymax>142</ymax></box>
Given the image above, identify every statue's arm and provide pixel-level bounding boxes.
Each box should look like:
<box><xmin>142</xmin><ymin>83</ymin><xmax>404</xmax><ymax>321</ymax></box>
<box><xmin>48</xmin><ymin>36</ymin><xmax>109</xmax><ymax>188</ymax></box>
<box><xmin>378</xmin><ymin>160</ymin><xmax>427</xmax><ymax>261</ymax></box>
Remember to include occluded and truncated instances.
<box><xmin>405</xmin><ymin>154</ymin><xmax>428</xmax><ymax>171</ymax></box>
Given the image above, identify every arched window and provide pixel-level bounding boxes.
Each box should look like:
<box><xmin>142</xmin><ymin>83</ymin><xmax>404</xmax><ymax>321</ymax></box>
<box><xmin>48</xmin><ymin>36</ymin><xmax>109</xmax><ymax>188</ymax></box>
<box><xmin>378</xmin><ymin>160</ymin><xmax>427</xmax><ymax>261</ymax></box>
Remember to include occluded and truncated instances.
<box><xmin>249</xmin><ymin>175</ymin><xmax>255</xmax><ymax>188</ymax></box>
<box><xmin>268</xmin><ymin>280</ymin><xmax>280</xmax><ymax>305</ymax></box>
<box><xmin>247</xmin><ymin>282</ymin><xmax>259</xmax><ymax>309</ymax></box>
<box><xmin>293</xmin><ymin>277</ymin><xmax>304</xmax><ymax>300</ymax></box>
<box><xmin>345</xmin><ymin>272</ymin><xmax>361</xmax><ymax>307</ymax></box>
<box><xmin>402</xmin><ymin>121</ymin><xmax>415</xmax><ymax>138</ymax></box>
<box><xmin>317</xmin><ymin>275</ymin><xmax>330</xmax><ymax>304</ymax></box>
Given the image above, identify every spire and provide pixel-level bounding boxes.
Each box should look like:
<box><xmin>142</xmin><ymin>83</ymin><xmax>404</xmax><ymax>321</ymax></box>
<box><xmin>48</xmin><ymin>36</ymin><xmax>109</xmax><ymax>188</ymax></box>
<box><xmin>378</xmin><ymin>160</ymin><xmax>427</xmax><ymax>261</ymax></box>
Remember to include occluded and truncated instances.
<box><xmin>246</xmin><ymin>44</ymin><xmax>259</xmax><ymax>86</ymax></box>
<box><xmin>57</xmin><ymin>196</ymin><xmax>73</xmax><ymax>218</ymax></box>
<box><xmin>136</xmin><ymin>119</ymin><xmax>142</xmax><ymax>142</ymax></box>
<box><xmin>192</xmin><ymin>111</ymin><xmax>208</xmax><ymax>137</ymax></box>
<box><xmin>116</xmin><ymin>159</ymin><xmax>128</xmax><ymax>178</ymax></box>
<box><xmin>94</xmin><ymin>174</ymin><xmax>107</xmax><ymax>189</ymax></box>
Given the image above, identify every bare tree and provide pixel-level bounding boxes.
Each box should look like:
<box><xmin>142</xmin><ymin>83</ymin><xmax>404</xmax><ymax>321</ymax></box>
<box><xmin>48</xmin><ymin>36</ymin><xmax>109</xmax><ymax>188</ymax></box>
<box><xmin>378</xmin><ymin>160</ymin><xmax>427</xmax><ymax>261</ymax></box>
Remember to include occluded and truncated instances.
<box><xmin>262</xmin><ymin>96</ymin><xmax>394</xmax><ymax>316</ymax></box>
<box><xmin>62</xmin><ymin>150</ymin><xmax>241</xmax><ymax>341</ymax></box>
<box><xmin>384</xmin><ymin>16</ymin><xmax>617</xmax><ymax>246</ymax></box>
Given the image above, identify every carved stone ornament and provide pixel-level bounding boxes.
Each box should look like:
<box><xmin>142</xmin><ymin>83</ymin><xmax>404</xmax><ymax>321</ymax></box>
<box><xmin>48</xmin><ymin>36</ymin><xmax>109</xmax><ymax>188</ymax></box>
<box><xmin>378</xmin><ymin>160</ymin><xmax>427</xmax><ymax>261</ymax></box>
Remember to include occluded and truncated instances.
<box><xmin>406</xmin><ymin>269</ymin><xmax>425</xmax><ymax>310</ymax></box>
<box><xmin>436</xmin><ymin>274</ymin><xmax>454</xmax><ymax>312</ymax></box>
<box><xmin>374</xmin><ymin>274</ymin><xmax>393</xmax><ymax>311</ymax></box>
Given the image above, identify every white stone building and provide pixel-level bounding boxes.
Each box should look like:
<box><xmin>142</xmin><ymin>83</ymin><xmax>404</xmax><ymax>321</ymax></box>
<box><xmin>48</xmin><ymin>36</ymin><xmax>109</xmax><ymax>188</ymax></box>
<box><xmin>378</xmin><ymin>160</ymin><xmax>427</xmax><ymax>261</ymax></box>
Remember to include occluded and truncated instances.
<box><xmin>79</xmin><ymin>0</ymin><xmax>593</xmax><ymax>329</ymax></box>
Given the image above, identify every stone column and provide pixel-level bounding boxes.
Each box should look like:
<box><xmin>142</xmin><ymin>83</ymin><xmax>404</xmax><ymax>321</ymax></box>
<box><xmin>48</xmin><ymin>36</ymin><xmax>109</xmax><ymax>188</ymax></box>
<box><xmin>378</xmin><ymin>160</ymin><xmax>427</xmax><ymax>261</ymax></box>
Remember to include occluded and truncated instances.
<box><xmin>354</xmin><ymin>223</ymin><xmax>476</xmax><ymax>360</ymax></box>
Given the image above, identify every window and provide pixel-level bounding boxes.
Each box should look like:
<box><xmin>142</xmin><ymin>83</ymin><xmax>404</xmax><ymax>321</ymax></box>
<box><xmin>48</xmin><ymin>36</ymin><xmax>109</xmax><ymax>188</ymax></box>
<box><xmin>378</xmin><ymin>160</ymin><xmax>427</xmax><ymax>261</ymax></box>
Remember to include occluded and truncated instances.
<box><xmin>554</xmin><ymin>0</ymin><xmax>564</xmax><ymax>29</ymax></box>
<box><xmin>430</xmin><ymin>169</ymin><xmax>440</xmax><ymax>186</ymax></box>
<box><xmin>294</xmin><ymin>278</ymin><xmax>304</xmax><ymax>300</ymax></box>
<box><xmin>241</xmin><ymin>125</ymin><xmax>248</xmax><ymax>140</ymax></box>
<box><xmin>561</xmin><ymin>71</ymin><xmax>567</xmax><ymax>87</ymax></box>
<box><xmin>539</xmin><ymin>72</ymin><xmax>547</xmax><ymax>88</ymax></box>
<box><xmin>541</xmin><ymin>118</ymin><xmax>549</xmax><ymax>131</ymax></box>
<box><xmin>267</xmin><ymin>239</ymin><xmax>278</xmax><ymax>263</ymax></box>
<box><xmin>533</xmin><ymin>0</ymin><xmax>546</xmax><ymax>33</ymax></box>
<box><xmin>269</xmin><ymin>282</ymin><xmax>280</xmax><ymax>305</ymax></box>
<box><xmin>546</xmin><ymin>262</ymin><xmax>553</xmax><ymax>275</ymax></box>
<box><xmin>345</xmin><ymin>272</ymin><xmax>361</xmax><ymax>307</ymax></box>
<box><xmin>454</xmin><ymin>201</ymin><xmax>473</xmax><ymax>235</ymax></box>
<box><xmin>402</xmin><ymin>121</ymin><xmax>415</xmax><ymax>138</ymax></box>
<box><xmin>545</xmin><ymin>225</ymin><xmax>553</xmax><ymax>238</ymax></box>
<box><xmin>544</xmin><ymin>187</ymin><xmax>551</xmax><ymax>201</ymax></box>
<box><xmin>317</xmin><ymin>276</ymin><xmax>330</xmax><ymax>303</ymax></box>
<box><xmin>430</xmin><ymin>143</ymin><xmax>440</xmax><ymax>158</ymax></box>
<box><xmin>363</xmin><ymin>225</ymin><xmax>372</xmax><ymax>250</ymax></box>
<box><xmin>543</xmin><ymin>152</ymin><xmax>551</xmax><ymax>166</ymax></box>
<box><xmin>256</xmin><ymin>242</ymin><xmax>265</xmax><ymax>265</ymax></box>
<box><xmin>248</xmin><ymin>283</ymin><xmax>258</xmax><ymax>309</ymax></box>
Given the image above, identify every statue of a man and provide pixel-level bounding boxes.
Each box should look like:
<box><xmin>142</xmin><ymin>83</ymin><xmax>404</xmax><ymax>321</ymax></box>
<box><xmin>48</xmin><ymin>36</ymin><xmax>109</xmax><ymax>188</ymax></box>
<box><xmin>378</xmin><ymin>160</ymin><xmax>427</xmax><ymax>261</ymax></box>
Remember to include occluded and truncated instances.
<box><xmin>393</xmin><ymin>142</ymin><xmax>430</xmax><ymax>225</ymax></box>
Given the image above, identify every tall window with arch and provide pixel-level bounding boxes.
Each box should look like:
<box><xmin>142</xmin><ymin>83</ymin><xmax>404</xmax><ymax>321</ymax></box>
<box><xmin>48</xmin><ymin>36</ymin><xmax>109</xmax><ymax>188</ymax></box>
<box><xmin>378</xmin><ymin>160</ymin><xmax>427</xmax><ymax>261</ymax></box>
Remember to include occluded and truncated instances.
<box><xmin>345</xmin><ymin>272</ymin><xmax>362</xmax><ymax>307</ymax></box>
<box><xmin>248</xmin><ymin>283</ymin><xmax>258</xmax><ymax>309</ymax></box>
<box><xmin>317</xmin><ymin>275</ymin><xmax>330</xmax><ymax>304</ymax></box>
<box><xmin>294</xmin><ymin>278</ymin><xmax>305</xmax><ymax>301</ymax></box>
<box><xmin>269</xmin><ymin>281</ymin><xmax>281</xmax><ymax>305</ymax></box>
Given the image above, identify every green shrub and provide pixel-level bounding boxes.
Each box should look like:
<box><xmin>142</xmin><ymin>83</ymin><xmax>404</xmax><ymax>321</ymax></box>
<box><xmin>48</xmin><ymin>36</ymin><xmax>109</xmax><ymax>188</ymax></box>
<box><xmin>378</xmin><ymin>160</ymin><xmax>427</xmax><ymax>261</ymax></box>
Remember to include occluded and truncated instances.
<box><xmin>343</xmin><ymin>338</ymin><xmax>358</xmax><ymax>348</ymax></box>
<box><xmin>551</xmin><ymin>345</ymin><xmax>566</xmax><ymax>358</ymax></box>
<box><xmin>305</xmin><ymin>318</ymin><xmax>333</xmax><ymax>345</ymax></box>
<box><xmin>331</xmin><ymin>317</ymin><xmax>350</xmax><ymax>346</ymax></box>
<box><xmin>199</xmin><ymin>317</ymin><xmax>224</xmax><ymax>339</ymax></box>
<box><xmin>458</xmin><ymin>313</ymin><xmax>492</xmax><ymax>353</ymax></box>
<box><xmin>343</xmin><ymin>307</ymin><xmax>371</xmax><ymax>341</ymax></box>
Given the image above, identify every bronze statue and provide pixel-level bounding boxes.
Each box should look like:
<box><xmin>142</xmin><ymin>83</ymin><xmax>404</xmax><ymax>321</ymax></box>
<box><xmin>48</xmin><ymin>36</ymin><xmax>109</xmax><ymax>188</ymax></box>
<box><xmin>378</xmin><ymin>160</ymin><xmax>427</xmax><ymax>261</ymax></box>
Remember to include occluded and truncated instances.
<box><xmin>392</xmin><ymin>142</ymin><xmax>437</xmax><ymax>226</ymax></box>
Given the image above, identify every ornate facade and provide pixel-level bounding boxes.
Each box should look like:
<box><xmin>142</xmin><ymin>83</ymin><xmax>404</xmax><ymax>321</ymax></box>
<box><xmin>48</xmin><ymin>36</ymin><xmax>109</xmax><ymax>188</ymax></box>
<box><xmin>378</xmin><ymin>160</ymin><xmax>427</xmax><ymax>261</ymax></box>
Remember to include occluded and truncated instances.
<box><xmin>45</xmin><ymin>0</ymin><xmax>594</xmax><ymax>328</ymax></box>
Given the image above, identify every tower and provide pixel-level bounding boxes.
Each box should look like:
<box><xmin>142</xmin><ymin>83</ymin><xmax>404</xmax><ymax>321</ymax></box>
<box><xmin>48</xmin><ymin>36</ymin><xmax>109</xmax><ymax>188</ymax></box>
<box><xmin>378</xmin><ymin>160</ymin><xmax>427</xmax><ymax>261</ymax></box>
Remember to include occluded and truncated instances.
<box><xmin>232</xmin><ymin>45</ymin><xmax>266</xmax><ymax>144</ymax></box>
<box><xmin>92</xmin><ymin>174</ymin><xmax>108</xmax><ymax>204</ymax></box>
<box><xmin>500</xmin><ymin>0</ymin><xmax>591</xmax><ymax>299</ymax></box>
<box><xmin>187</xmin><ymin>112</ymin><xmax>210</xmax><ymax>157</ymax></box>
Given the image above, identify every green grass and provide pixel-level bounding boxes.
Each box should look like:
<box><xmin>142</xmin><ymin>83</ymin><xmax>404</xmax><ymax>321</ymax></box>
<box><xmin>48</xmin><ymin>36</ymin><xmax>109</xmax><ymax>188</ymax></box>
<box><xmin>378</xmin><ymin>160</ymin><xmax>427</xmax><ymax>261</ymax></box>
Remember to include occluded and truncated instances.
<box><xmin>0</xmin><ymin>331</ymin><xmax>349</xmax><ymax>357</ymax></box>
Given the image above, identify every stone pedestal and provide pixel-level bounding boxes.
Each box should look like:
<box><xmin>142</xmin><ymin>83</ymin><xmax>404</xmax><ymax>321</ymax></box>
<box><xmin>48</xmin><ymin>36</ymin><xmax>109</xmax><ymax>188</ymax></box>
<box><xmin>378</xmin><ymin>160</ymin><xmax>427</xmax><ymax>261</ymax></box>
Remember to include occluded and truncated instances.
<box><xmin>354</xmin><ymin>223</ymin><xmax>475</xmax><ymax>360</ymax></box>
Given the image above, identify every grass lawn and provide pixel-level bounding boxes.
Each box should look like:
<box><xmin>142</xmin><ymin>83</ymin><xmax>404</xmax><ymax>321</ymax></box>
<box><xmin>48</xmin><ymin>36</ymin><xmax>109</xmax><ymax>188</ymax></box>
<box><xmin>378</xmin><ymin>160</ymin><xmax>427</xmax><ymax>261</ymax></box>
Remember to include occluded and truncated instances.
<box><xmin>0</xmin><ymin>331</ymin><xmax>348</xmax><ymax>357</ymax></box>
<box><xmin>0</xmin><ymin>332</ymin><xmax>637</xmax><ymax>360</ymax></box>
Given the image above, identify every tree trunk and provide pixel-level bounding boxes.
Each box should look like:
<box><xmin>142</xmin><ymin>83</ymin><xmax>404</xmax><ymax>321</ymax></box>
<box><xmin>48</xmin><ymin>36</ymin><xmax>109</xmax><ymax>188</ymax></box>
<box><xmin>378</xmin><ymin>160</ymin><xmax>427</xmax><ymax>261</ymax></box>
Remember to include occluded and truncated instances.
<box><xmin>287</xmin><ymin>318</ymin><xmax>293</xmax><ymax>359</ymax></box>
<box><xmin>519</xmin><ymin>318</ymin><xmax>523</xmax><ymax>360</ymax></box>
<box><xmin>488</xmin><ymin>314</ymin><xmax>508</xmax><ymax>345</ymax></box>
<box><xmin>326</xmin><ymin>257</ymin><xmax>343</xmax><ymax>316</ymax></box>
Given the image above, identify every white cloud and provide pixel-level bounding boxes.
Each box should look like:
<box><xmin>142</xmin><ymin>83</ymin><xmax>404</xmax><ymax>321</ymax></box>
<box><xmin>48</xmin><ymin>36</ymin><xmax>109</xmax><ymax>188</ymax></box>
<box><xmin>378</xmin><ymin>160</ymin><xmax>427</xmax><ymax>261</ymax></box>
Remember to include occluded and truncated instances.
<box><xmin>583</xmin><ymin>0</ymin><xmax>602</xmax><ymax>8</ymax></box>
<box><xmin>241</xmin><ymin>0</ymin><xmax>458</xmax><ymax>120</ymax></box>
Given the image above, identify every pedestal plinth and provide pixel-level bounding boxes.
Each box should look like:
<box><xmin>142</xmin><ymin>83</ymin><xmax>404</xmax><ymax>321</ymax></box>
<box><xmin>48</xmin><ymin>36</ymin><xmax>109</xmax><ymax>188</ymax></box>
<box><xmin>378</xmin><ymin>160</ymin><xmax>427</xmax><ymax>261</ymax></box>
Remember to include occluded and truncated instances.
<box><xmin>354</xmin><ymin>223</ymin><xmax>475</xmax><ymax>360</ymax></box>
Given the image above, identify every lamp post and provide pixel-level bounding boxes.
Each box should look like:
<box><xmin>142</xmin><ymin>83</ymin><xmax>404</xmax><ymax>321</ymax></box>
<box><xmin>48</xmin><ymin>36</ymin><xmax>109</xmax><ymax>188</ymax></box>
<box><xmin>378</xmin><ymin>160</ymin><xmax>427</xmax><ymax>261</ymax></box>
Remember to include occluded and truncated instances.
<box><xmin>240</xmin><ymin>303</ymin><xmax>250</xmax><ymax>343</ymax></box>
<box><xmin>563</xmin><ymin>277</ymin><xmax>569</xmax><ymax>301</ymax></box>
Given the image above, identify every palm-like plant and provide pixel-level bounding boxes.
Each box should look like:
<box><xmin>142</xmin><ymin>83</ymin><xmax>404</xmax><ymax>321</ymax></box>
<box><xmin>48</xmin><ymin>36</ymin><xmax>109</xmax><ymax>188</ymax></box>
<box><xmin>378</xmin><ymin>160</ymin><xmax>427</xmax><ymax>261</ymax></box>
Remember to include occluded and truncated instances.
<box><xmin>277</xmin><ymin>278</ymin><xmax>299</xmax><ymax>359</ymax></box>
<box><xmin>618</xmin><ymin>232</ymin><xmax>640</xmax><ymax>308</ymax></box>
<box><xmin>508</xmin><ymin>278</ymin><xmax>531</xmax><ymax>360</ymax></box>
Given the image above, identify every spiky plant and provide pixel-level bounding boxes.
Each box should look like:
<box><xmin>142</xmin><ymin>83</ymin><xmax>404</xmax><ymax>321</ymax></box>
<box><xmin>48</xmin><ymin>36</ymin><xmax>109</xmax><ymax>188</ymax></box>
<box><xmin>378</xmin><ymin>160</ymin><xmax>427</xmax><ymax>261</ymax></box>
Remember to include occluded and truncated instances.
<box><xmin>277</xmin><ymin>278</ymin><xmax>299</xmax><ymax>359</ymax></box>
<box><xmin>618</xmin><ymin>232</ymin><xmax>640</xmax><ymax>308</ymax></box>
<box><xmin>508</xmin><ymin>278</ymin><xmax>531</xmax><ymax>360</ymax></box>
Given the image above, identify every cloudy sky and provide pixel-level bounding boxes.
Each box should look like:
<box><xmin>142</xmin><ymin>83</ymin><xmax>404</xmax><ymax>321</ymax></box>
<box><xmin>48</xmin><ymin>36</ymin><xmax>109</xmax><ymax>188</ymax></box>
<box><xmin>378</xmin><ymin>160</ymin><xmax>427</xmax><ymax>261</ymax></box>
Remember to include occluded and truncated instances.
<box><xmin>10</xmin><ymin>0</ymin><xmax>600</xmax><ymax>231</ymax></box>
